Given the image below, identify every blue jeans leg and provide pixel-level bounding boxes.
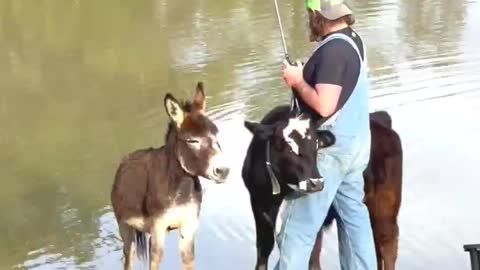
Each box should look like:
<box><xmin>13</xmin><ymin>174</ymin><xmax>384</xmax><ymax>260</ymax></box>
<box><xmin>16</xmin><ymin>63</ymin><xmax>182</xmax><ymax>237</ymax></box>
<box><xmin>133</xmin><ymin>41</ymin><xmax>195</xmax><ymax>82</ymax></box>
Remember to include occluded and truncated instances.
<box><xmin>274</xmin><ymin>136</ymin><xmax>376</xmax><ymax>270</ymax></box>
<box><xmin>333</xmin><ymin>168</ymin><xmax>377</xmax><ymax>270</ymax></box>
<box><xmin>273</xmin><ymin>152</ymin><xmax>343</xmax><ymax>270</ymax></box>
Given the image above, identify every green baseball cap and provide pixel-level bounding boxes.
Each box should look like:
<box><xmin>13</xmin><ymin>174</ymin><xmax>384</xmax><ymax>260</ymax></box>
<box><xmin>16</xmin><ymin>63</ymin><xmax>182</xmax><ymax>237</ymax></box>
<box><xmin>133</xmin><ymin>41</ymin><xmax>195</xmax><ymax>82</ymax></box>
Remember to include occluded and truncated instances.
<box><xmin>305</xmin><ymin>0</ymin><xmax>353</xmax><ymax>20</ymax></box>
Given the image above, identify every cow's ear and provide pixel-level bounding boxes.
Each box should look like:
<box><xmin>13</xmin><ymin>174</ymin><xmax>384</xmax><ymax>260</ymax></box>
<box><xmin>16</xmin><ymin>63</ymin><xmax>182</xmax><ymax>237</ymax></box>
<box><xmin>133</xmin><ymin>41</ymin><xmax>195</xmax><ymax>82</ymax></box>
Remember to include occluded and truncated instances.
<box><xmin>316</xmin><ymin>130</ymin><xmax>335</xmax><ymax>148</ymax></box>
<box><xmin>244</xmin><ymin>121</ymin><xmax>275</xmax><ymax>140</ymax></box>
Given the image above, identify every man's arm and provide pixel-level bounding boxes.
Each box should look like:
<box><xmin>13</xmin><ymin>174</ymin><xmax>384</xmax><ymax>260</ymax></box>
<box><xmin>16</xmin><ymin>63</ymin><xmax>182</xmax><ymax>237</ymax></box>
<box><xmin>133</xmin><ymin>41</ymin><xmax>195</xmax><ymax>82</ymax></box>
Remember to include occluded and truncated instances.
<box><xmin>292</xmin><ymin>41</ymin><xmax>345</xmax><ymax>117</ymax></box>
<box><xmin>283</xmin><ymin>41</ymin><xmax>349</xmax><ymax>117</ymax></box>
<box><xmin>294</xmin><ymin>81</ymin><xmax>342</xmax><ymax>118</ymax></box>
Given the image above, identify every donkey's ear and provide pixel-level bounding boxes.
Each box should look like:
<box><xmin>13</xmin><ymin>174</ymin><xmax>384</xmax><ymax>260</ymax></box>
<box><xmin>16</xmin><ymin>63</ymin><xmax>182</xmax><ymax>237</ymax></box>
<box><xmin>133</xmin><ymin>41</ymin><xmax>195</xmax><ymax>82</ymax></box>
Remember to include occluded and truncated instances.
<box><xmin>244</xmin><ymin>121</ymin><xmax>275</xmax><ymax>140</ymax></box>
<box><xmin>316</xmin><ymin>130</ymin><xmax>335</xmax><ymax>148</ymax></box>
<box><xmin>164</xmin><ymin>93</ymin><xmax>185</xmax><ymax>127</ymax></box>
<box><xmin>192</xmin><ymin>81</ymin><xmax>206</xmax><ymax>113</ymax></box>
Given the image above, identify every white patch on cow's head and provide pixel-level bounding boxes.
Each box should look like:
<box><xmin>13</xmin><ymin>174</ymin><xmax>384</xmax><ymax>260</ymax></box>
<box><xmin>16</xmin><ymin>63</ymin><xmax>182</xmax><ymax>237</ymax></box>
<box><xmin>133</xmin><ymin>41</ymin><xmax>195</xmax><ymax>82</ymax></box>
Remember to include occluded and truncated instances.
<box><xmin>282</xmin><ymin>117</ymin><xmax>310</xmax><ymax>155</ymax></box>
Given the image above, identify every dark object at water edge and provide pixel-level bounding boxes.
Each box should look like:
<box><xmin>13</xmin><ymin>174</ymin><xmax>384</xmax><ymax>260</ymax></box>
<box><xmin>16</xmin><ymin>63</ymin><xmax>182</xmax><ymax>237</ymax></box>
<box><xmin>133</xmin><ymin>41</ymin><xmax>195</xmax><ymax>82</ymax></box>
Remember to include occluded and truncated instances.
<box><xmin>464</xmin><ymin>244</ymin><xmax>480</xmax><ymax>270</ymax></box>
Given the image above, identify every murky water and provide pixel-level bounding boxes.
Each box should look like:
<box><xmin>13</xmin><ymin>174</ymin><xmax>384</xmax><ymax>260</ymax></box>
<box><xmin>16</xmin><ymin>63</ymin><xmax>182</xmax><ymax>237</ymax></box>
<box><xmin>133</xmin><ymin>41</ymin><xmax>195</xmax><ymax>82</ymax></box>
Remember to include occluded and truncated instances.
<box><xmin>1</xmin><ymin>0</ymin><xmax>480</xmax><ymax>269</ymax></box>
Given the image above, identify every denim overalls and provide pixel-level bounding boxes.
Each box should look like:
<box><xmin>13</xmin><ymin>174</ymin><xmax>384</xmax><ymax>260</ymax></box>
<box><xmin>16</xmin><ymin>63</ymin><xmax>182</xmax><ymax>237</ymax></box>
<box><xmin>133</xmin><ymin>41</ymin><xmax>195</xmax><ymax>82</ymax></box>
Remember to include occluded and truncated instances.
<box><xmin>274</xmin><ymin>32</ymin><xmax>376</xmax><ymax>270</ymax></box>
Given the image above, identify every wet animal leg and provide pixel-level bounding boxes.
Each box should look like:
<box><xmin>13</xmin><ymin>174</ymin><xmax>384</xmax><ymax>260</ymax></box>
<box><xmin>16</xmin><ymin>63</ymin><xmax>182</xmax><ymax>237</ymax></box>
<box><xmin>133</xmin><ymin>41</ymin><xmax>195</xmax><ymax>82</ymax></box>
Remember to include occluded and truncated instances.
<box><xmin>149</xmin><ymin>223</ymin><xmax>167</xmax><ymax>270</ymax></box>
<box><xmin>253</xmin><ymin>209</ymin><xmax>276</xmax><ymax>270</ymax></box>
<box><xmin>179</xmin><ymin>218</ymin><xmax>199</xmax><ymax>270</ymax></box>
<box><xmin>119</xmin><ymin>223</ymin><xmax>135</xmax><ymax>270</ymax></box>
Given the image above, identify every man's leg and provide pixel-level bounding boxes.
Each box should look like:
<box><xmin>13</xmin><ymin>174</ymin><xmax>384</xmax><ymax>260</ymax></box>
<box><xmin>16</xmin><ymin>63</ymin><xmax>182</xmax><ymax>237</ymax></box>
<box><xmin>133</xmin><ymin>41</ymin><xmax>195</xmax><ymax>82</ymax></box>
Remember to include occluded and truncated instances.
<box><xmin>333</xmin><ymin>168</ymin><xmax>377</xmax><ymax>270</ymax></box>
<box><xmin>274</xmin><ymin>153</ymin><xmax>344</xmax><ymax>270</ymax></box>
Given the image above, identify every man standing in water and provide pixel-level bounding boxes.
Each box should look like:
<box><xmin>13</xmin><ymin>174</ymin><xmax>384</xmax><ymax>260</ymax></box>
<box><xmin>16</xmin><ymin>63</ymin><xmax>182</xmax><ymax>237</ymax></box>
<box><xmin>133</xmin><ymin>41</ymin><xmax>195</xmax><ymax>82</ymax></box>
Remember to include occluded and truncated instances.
<box><xmin>275</xmin><ymin>0</ymin><xmax>376</xmax><ymax>269</ymax></box>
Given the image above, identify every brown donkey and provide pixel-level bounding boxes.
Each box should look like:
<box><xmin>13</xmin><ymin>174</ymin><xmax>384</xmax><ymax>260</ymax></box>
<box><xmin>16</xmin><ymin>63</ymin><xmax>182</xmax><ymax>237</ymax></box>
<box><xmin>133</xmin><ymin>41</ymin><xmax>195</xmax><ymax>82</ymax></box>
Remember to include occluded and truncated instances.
<box><xmin>111</xmin><ymin>82</ymin><xmax>230</xmax><ymax>270</ymax></box>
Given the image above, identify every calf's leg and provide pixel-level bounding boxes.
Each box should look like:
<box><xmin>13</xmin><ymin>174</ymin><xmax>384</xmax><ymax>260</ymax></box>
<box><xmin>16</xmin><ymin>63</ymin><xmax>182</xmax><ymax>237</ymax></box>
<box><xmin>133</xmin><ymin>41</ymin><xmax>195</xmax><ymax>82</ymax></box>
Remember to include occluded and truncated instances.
<box><xmin>372</xmin><ymin>228</ymin><xmax>383</xmax><ymax>270</ymax></box>
<box><xmin>309</xmin><ymin>229</ymin><xmax>323</xmax><ymax>270</ymax></box>
<box><xmin>379</xmin><ymin>222</ymin><xmax>399</xmax><ymax>270</ymax></box>
<box><xmin>252</xmin><ymin>207</ymin><xmax>276</xmax><ymax>270</ymax></box>
<box><xmin>382</xmin><ymin>237</ymin><xmax>398</xmax><ymax>270</ymax></box>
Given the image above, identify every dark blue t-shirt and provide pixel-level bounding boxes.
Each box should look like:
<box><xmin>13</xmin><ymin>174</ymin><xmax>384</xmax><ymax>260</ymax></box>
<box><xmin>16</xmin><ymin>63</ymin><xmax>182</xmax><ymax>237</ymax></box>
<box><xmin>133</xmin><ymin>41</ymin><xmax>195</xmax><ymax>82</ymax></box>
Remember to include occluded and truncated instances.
<box><xmin>298</xmin><ymin>27</ymin><xmax>365</xmax><ymax>122</ymax></box>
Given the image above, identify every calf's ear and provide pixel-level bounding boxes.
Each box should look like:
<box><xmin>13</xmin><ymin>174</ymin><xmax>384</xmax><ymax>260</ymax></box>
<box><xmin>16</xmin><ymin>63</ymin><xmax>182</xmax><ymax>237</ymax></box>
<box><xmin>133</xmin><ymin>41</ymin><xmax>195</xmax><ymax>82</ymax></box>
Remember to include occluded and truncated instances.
<box><xmin>244</xmin><ymin>121</ymin><xmax>275</xmax><ymax>140</ymax></box>
<box><xmin>316</xmin><ymin>130</ymin><xmax>335</xmax><ymax>148</ymax></box>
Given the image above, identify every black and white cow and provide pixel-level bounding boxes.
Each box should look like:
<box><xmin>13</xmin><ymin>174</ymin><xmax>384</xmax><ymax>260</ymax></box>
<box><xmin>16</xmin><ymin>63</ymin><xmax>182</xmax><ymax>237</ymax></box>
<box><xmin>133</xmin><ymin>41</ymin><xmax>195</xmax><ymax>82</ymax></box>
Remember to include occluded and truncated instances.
<box><xmin>243</xmin><ymin>105</ymin><xmax>403</xmax><ymax>270</ymax></box>
<box><xmin>242</xmin><ymin>105</ymin><xmax>335</xmax><ymax>270</ymax></box>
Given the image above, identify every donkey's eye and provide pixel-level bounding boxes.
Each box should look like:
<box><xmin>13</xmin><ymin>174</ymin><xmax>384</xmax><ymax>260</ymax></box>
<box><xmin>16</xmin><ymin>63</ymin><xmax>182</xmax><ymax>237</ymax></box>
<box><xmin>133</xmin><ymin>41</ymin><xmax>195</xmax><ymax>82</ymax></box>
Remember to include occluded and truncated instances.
<box><xmin>186</xmin><ymin>139</ymin><xmax>200</xmax><ymax>144</ymax></box>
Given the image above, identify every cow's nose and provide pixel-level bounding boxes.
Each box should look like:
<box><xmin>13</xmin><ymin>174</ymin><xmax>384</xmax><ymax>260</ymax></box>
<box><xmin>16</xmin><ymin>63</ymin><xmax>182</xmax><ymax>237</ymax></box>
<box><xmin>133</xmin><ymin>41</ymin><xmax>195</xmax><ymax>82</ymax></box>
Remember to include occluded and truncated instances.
<box><xmin>306</xmin><ymin>177</ymin><xmax>325</xmax><ymax>193</ymax></box>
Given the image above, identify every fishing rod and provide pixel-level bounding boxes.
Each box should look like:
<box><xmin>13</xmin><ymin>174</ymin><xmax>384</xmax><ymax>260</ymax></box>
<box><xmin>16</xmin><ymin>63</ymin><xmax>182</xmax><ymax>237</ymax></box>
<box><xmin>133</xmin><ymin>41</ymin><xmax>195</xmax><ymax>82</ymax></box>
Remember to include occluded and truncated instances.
<box><xmin>273</xmin><ymin>0</ymin><xmax>293</xmax><ymax>65</ymax></box>
<box><xmin>273</xmin><ymin>0</ymin><xmax>301</xmax><ymax>113</ymax></box>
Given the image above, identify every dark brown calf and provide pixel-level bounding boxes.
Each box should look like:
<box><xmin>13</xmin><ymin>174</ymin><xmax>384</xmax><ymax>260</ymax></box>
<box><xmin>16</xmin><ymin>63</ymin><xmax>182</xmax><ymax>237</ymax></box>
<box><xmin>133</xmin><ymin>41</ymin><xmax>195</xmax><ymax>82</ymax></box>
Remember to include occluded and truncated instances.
<box><xmin>310</xmin><ymin>111</ymin><xmax>403</xmax><ymax>270</ymax></box>
<box><xmin>110</xmin><ymin>82</ymin><xmax>230</xmax><ymax>270</ymax></box>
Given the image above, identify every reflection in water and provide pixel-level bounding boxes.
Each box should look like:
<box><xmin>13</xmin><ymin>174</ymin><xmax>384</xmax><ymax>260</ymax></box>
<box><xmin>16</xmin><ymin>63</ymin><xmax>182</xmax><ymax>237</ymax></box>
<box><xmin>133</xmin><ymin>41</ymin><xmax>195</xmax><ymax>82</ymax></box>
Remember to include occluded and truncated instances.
<box><xmin>0</xmin><ymin>0</ymin><xmax>479</xmax><ymax>269</ymax></box>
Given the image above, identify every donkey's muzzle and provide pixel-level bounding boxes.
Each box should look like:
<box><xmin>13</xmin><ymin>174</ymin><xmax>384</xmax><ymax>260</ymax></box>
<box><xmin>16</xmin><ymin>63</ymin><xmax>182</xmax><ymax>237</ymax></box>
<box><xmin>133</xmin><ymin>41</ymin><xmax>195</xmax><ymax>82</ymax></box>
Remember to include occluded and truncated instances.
<box><xmin>209</xmin><ymin>166</ymin><xmax>229</xmax><ymax>184</ymax></box>
<box><xmin>214</xmin><ymin>167</ymin><xmax>230</xmax><ymax>181</ymax></box>
<box><xmin>207</xmin><ymin>151</ymin><xmax>230</xmax><ymax>183</ymax></box>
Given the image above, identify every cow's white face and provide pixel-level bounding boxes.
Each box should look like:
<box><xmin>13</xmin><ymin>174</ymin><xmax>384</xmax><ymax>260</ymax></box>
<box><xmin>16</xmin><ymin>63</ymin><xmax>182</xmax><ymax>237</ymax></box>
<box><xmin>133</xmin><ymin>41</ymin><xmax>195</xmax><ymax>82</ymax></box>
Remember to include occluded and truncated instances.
<box><xmin>282</xmin><ymin>116</ymin><xmax>310</xmax><ymax>155</ymax></box>
<box><xmin>244</xmin><ymin>114</ymin><xmax>336</xmax><ymax>194</ymax></box>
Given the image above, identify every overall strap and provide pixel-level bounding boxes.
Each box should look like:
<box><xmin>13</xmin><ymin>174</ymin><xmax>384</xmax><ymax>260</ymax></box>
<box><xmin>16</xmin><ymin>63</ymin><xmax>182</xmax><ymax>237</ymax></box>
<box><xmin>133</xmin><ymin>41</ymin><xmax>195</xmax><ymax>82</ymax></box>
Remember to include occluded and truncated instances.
<box><xmin>314</xmin><ymin>32</ymin><xmax>364</xmax><ymax>65</ymax></box>
<box><xmin>314</xmin><ymin>32</ymin><xmax>366</xmax><ymax>129</ymax></box>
